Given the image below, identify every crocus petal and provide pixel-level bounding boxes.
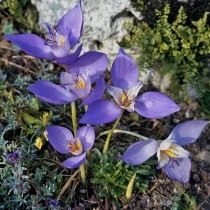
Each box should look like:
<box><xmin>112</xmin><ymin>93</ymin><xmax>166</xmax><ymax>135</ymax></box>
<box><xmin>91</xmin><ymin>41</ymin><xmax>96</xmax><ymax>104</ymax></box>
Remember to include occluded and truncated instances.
<box><xmin>163</xmin><ymin>158</ymin><xmax>191</xmax><ymax>183</ymax></box>
<box><xmin>135</xmin><ymin>91</ymin><xmax>180</xmax><ymax>119</ymax></box>
<box><xmin>46</xmin><ymin>125</ymin><xmax>73</xmax><ymax>154</ymax></box>
<box><xmin>28</xmin><ymin>80</ymin><xmax>77</xmax><ymax>104</ymax></box>
<box><xmin>122</xmin><ymin>139</ymin><xmax>159</xmax><ymax>165</ymax></box>
<box><xmin>168</xmin><ymin>120</ymin><xmax>209</xmax><ymax>145</ymax></box>
<box><xmin>111</xmin><ymin>48</ymin><xmax>139</xmax><ymax>89</ymax></box>
<box><xmin>83</xmin><ymin>76</ymin><xmax>106</xmax><ymax>105</ymax></box>
<box><xmin>107</xmin><ymin>86</ymin><xmax>124</xmax><ymax>106</ymax></box>
<box><xmin>5</xmin><ymin>34</ymin><xmax>53</xmax><ymax>59</ymax></box>
<box><xmin>55</xmin><ymin>44</ymin><xmax>82</xmax><ymax>64</ymax></box>
<box><xmin>80</xmin><ymin>99</ymin><xmax>122</xmax><ymax>125</ymax></box>
<box><xmin>68</xmin><ymin>51</ymin><xmax>108</xmax><ymax>82</ymax></box>
<box><xmin>56</xmin><ymin>1</ymin><xmax>83</xmax><ymax>46</ymax></box>
<box><xmin>76</xmin><ymin>126</ymin><xmax>95</xmax><ymax>151</ymax></box>
<box><xmin>157</xmin><ymin>153</ymin><xmax>170</xmax><ymax>169</ymax></box>
<box><xmin>62</xmin><ymin>153</ymin><xmax>86</xmax><ymax>169</ymax></box>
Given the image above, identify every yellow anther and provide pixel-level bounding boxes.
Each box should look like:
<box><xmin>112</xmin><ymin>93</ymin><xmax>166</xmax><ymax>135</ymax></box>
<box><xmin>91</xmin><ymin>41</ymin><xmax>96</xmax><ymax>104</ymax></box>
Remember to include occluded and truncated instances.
<box><xmin>120</xmin><ymin>93</ymin><xmax>131</xmax><ymax>107</ymax></box>
<box><xmin>75</xmin><ymin>79</ymin><xmax>86</xmax><ymax>89</ymax></box>
<box><xmin>68</xmin><ymin>141</ymin><xmax>82</xmax><ymax>153</ymax></box>
<box><xmin>58</xmin><ymin>35</ymin><xmax>65</xmax><ymax>47</ymax></box>
<box><xmin>163</xmin><ymin>148</ymin><xmax>177</xmax><ymax>158</ymax></box>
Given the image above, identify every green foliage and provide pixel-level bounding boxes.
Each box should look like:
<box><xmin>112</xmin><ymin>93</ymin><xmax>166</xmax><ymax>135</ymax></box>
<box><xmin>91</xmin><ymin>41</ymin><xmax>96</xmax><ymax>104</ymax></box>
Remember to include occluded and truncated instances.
<box><xmin>171</xmin><ymin>193</ymin><xmax>197</xmax><ymax>210</ymax></box>
<box><xmin>0</xmin><ymin>66</ymin><xmax>66</xmax><ymax>209</ymax></box>
<box><xmin>122</xmin><ymin>4</ymin><xmax>210</xmax><ymax>112</ymax></box>
<box><xmin>90</xmin><ymin>148</ymin><xmax>156</xmax><ymax>204</ymax></box>
<box><xmin>0</xmin><ymin>0</ymin><xmax>38</xmax><ymax>31</ymax></box>
<box><xmin>132</xmin><ymin>0</ymin><xmax>210</xmax><ymax>27</ymax></box>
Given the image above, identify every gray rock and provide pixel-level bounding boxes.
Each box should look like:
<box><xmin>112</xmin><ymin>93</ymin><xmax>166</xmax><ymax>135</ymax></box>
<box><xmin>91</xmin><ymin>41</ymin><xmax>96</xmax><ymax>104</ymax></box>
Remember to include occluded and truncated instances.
<box><xmin>196</xmin><ymin>150</ymin><xmax>210</xmax><ymax>163</ymax></box>
<box><xmin>31</xmin><ymin>0</ymin><xmax>142</xmax><ymax>56</ymax></box>
<box><xmin>149</xmin><ymin>70</ymin><xmax>172</xmax><ymax>92</ymax></box>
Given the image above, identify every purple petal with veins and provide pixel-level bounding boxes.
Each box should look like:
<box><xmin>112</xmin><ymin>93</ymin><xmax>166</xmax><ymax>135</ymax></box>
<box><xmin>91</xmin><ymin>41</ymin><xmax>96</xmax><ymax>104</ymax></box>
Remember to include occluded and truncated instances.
<box><xmin>46</xmin><ymin>125</ymin><xmax>73</xmax><ymax>154</ymax></box>
<box><xmin>135</xmin><ymin>91</ymin><xmax>180</xmax><ymax>119</ymax></box>
<box><xmin>83</xmin><ymin>76</ymin><xmax>106</xmax><ymax>105</ymax></box>
<box><xmin>55</xmin><ymin>44</ymin><xmax>82</xmax><ymax>65</ymax></box>
<box><xmin>28</xmin><ymin>80</ymin><xmax>77</xmax><ymax>104</ymax></box>
<box><xmin>5</xmin><ymin>34</ymin><xmax>53</xmax><ymax>59</ymax></box>
<box><xmin>111</xmin><ymin>48</ymin><xmax>139</xmax><ymax>89</ymax></box>
<box><xmin>163</xmin><ymin>158</ymin><xmax>191</xmax><ymax>183</ymax></box>
<box><xmin>122</xmin><ymin>139</ymin><xmax>159</xmax><ymax>165</ymax></box>
<box><xmin>167</xmin><ymin>120</ymin><xmax>209</xmax><ymax>145</ymax></box>
<box><xmin>76</xmin><ymin>126</ymin><xmax>95</xmax><ymax>151</ymax></box>
<box><xmin>68</xmin><ymin>51</ymin><xmax>108</xmax><ymax>82</ymax></box>
<box><xmin>80</xmin><ymin>99</ymin><xmax>122</xmax><ymax>125</ymax></box>
<box><xmin>56</xmin><ymin>0</ymin><xmax>83</xmax><ymax>46</ymax></box>
<box><xmin>62</xmin><ymin>153</ymin><xmax>86</xmax><ymax>169</ymax></box>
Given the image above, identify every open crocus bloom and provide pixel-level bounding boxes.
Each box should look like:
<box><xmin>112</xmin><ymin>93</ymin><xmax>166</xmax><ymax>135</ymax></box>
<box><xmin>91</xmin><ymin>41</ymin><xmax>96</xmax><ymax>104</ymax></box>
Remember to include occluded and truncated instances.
<box><xmin>122</xmin><ymin>120</ymin><xmax>209</xmax><ymax>183</ymax></box>
<box><xmin>80</xmin><ymin>48</ymin><xmax>180</xmax><ymax>125</ymax></box>
<box><xmin>28</xmin><ymin>71</ymin><xmax>106</xmax><ymax>105</ymax></box>
<box><xmin>5</xmin><ymin>1</ymin><xmax>108</xmax><ymax>70</ymax></box>
<box><xmin>46</xmin><ymin>125</ymin><xmax>95</xmax><ymax>169</ymax></box>
<box><xmin>5</xmin><ymin>1</ymin><xmax>83</xmax><ymax>64</ymax></box>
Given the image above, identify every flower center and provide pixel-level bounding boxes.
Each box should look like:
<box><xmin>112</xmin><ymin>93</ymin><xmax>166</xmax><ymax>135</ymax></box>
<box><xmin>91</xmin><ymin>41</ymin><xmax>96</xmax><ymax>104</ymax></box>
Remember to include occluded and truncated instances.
<box><xmin>57</xmin><ymin>35</ymin><xmax>65</xmax><ymax>47</ymax></box>
<box><xmin>68</xmin><ymin>139</ymin><xmax>83</xmax><ymax>155</ymax></box>
<box><xmin>75</xmin><ymin>78</ymin><xmax>86</xmax><ymax>89</ymax></box>
<box><xmin>162</xmin><ymin>149</ymin><xmax>177</xmax><ymax>158</ymax></box>
<box><xmin>161</xmin><ymin>145</ymin><xmax>180</xmax><ymax>158</ymax></box>
<box><xmin>119</xmin><ymin>93</ymin><xmax>132</xmax><ymax>107</ymax></box>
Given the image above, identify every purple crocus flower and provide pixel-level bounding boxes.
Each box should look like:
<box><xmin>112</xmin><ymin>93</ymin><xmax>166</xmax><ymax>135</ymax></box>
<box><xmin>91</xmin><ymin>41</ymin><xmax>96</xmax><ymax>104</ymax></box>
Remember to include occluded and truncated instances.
<box><xmin>5</xmin><ymin>1</ymin><xmax>108</xmax><ymax>71</ymax></box>
<box><xmin>45</xmin><ymin>125</ymin><xmax>95</xmax><ymax>169</ymax></box>
<box><xmin>5</xmin><ymin>1</ymin><xmax>83</xmax><ymax>63</ymax></box>
<box><xmin>80</xmin><ymin>48</ymin><xmax>180</xmax><ymax>125</ymax></box>
<box><xmin>47</xmin><ymin>199</ymin><xmax>59</xmax><ymax>208</ymax></box>
<box><xmin>5</xmin><ymin>151</ymin><xmax>20</xmax><ymax>164</ymax></box>
<box><xmin>28</xmin><ymin>71</ymin><xmax>106</xmax><ymax>105</ymax></box>
<box><xmin>122</xmin><ymin>120</ymin><xmax>209</xmax><ymax>183</ymax></box>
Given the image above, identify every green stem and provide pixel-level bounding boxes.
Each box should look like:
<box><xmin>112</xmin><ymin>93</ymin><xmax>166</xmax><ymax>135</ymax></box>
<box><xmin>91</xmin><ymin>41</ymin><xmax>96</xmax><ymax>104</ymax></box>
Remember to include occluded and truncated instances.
<box><xmin>71</xmin><ymin>102</ymin><xmax>86</xmax><ymax>184</ymax></box>
<box><xmin>103</xmin><ymin>111</ymin><xmax>123</xmax><ymax>154</ymax></box>
<box><xmin>71</xmin><ymin>102</ymin><xmax>77</xmax><ymax>135</ymax></box>
<box><xmin>57</xmin><ymin>169</ymin><xmax>79</xmax><ymax>200</ymax></box>
<box><xmin>79</xmin><ymin>164</ymin><xmax>86</xmax><ymax>184</ymax></box>
<box><xmin>98</xmin><ymin>129</ymin><xmax>149</xmax><ymax>140</ymax></box>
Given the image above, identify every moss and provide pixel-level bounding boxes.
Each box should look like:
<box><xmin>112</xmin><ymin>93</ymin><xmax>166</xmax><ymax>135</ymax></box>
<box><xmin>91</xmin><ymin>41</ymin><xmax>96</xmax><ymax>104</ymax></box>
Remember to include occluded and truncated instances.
<box><xmin>0</xmin><ymin>0</ymin><xmax>38</xmax><ymax>31</ymax></box>
<box><xmin>122</xmin><ymin>4</ymin><xmax>210</xmax><ymax>113</ymax></box>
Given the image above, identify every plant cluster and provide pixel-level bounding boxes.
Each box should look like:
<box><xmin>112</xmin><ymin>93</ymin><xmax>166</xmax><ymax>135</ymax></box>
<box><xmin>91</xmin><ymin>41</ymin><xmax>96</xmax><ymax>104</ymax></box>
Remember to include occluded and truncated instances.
<box><xmin>90</xmin><ymin>148</ymin><xmax>156</xmax><ymax>201</ymax></box>
<box><xmin>0</xmin><ymin>0</ymin><xmax>38</xmax><ymax>30</ymax></box>
<box><xmin>132</xmin><ymin>0</ymin><xmax>210</xmax><ymax>27</ymax></box>
<box><xmin>2</xmin><ymin>0</ymin><xmax>210</xmax><ymax>208</ymax></box>
<box><xmin>122</xmin><ymin>3</ymin><xmax>210</xmax><ymax>112</ymax></box>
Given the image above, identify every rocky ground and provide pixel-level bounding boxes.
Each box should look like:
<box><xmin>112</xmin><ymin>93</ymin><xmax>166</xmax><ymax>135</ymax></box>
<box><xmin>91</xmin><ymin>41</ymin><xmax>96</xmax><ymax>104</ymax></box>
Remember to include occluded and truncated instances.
<box><xmin>1</xmin><ymin>1</ymin><xmax>210</xmax><ymax>209</ymax></box>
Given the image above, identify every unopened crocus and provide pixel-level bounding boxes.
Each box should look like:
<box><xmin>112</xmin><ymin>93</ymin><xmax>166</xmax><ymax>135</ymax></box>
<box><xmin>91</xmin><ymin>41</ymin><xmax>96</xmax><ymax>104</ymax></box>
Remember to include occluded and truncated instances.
<box><xmin>45</xmin><ymin>125</ymin><xmax>95</xmax><ymax>169</ymax></box>
<box><xmin>5</xmin><ymin>151</ymin><xmax>20</xmax><ymax>164</ymax></box>
<box><xmin>80</xmin><ymin>48</ymin><xmax>180</xmax><ymax>125</ymax></box>
<box><xmin>122</xmin><ymin>120</ymin><xmax>209</xmax><ymax>183</ymax></box>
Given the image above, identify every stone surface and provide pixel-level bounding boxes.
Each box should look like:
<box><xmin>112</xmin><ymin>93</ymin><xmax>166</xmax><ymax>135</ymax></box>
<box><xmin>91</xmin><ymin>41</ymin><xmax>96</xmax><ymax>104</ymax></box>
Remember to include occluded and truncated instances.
<box><xmin>31</xmin><ymin>0</ymin><xmax>142</xmax><ymax>57</ymax></box>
